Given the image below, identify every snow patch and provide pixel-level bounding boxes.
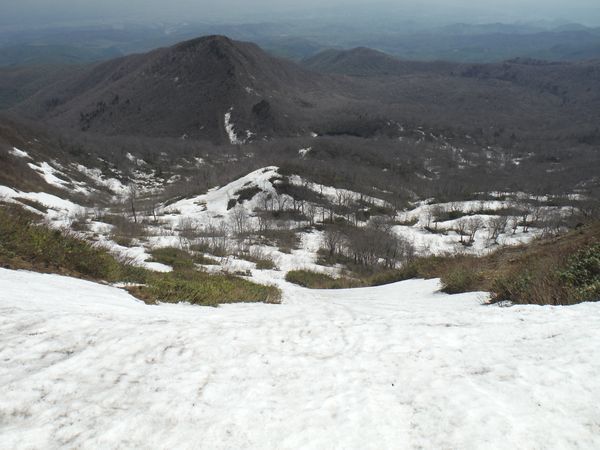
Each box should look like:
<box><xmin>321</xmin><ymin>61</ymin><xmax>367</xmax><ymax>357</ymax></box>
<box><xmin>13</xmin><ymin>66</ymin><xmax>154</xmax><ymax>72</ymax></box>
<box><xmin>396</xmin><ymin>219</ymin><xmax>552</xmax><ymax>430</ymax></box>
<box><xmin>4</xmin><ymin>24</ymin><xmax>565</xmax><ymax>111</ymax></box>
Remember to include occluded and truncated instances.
<box><xmin>0</xmin><ymin>184</ymin><xmax>84</xmax><ymax>226</ymax></box>
<box><xmin>8</xmin><ymin>147</ymin><xmax>31</xmax><ymax>159</ymax></box>
<box><xmin>74</xmin><ymin>164</ymin><xmax>128</xmax><ymax>196</ymax></box>
<box><xmin>126</xmin><ymin>153</ymin><xmax>146</xmax><ymax>166</ymax></box>
<box><xmin>27</xmin><ymin>161</ymin><xmax>70</xmax><ymax>189</ymax></box>
<box><xmin>298</xmin><ymin>147</ymin><xmax>312</xmax><ymax>158</ymax></box>
<box><xmin>224</xmin><ymin>108</ymin><xmax>250</xmax><ymax>145</ymax></box>
<box><xmin>1</xmin><ymin>268</ymin><xmax>599</xmax><ymax>449</ymax></box>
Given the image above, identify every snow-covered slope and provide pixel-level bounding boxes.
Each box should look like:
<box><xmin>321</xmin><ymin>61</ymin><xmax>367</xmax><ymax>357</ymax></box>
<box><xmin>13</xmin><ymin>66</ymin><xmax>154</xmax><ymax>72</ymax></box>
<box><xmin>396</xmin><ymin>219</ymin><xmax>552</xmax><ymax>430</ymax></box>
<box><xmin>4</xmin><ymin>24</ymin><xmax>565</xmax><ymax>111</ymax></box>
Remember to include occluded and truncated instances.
<box><xmin>165</xmin><ymin>166</ymin><xmax>280</xmax><ymax>219</ymax></box>
<box><xmin>1</xmin><ymin>268</ymin><xmax>599</xmax><ymax>449</ymax></box>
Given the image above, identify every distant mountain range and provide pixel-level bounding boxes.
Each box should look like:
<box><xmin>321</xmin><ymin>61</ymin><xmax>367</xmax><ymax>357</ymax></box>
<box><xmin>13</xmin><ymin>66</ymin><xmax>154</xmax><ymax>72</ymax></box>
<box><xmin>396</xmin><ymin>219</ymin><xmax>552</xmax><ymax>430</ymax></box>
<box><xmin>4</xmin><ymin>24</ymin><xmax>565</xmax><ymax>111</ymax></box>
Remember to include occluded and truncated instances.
<box><xmin>0</xmin><ymin>44</ymin><xmax>122</xmax><ymax>67</ymax></box>
<box><xmin>1</xmin><ymin>21</ymin><xmax>599</xmax><ymax>66</ymax></box>
<box><xmin>4</xmin><ymin>35</ymin><xmax>599</xmax><ymax>147</ymax></box>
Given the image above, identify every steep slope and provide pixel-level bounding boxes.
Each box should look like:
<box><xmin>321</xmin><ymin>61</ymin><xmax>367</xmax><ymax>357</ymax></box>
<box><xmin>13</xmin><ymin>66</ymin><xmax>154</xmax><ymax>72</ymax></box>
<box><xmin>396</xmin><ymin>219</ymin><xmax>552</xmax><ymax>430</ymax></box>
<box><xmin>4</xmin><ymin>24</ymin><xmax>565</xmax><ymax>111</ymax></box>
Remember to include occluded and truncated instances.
<box><xmin>13</xmin><ymin>36</ymin><xmax>333</xmax><ymax>143</ymax></box>
<box><xmin>0</xmin><ymin>65</ymin><xmax>77</xmax><ymax>110</ymax></box>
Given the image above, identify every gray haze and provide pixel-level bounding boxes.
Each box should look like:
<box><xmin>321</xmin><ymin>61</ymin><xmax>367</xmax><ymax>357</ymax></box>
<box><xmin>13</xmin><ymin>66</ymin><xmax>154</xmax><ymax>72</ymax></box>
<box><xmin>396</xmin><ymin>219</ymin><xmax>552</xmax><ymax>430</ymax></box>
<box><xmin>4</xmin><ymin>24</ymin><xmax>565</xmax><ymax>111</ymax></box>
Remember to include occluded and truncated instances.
<box><xmin>3</xmin><ymin>0</ymin><xmax>600</xmax><ymax>27</ymax></box>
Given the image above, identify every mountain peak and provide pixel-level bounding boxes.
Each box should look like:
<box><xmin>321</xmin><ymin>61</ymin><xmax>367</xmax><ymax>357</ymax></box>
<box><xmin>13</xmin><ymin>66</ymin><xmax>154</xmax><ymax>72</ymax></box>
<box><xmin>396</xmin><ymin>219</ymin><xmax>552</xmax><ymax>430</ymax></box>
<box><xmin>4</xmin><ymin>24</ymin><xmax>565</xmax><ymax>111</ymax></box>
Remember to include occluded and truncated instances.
<box><xmin>14</xmin><ymin>34</ymin><xmax>322</xmax><ymax>143</ymax></box>
<box><xmin>174</xmin><ymin>35</ymin><xmax>234</xmax><ymax>52</ymax></box>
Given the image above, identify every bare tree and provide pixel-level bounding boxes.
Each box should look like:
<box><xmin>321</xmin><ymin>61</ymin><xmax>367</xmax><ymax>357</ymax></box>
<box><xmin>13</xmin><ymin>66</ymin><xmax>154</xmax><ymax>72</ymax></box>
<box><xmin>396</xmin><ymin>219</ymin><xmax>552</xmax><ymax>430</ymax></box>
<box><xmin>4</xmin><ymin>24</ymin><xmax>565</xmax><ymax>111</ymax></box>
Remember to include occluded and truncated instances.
<box><xmin>200</xmin><ymin>221</ymin><xmax>230</xmax><ymax>256</ymax></box>
<box><xmin>306</xmin><ymin>203</ymin><xmax>318</xmax><ymax>227</ymax></box>
<box><xmin>455</xmin><ymin>219</ymin><xmax>468</xmax><ymax>244</ymax></box>
<box><xmin>515</xmin><ymin>200</ymin><xmax>533</xmax><ymax>233</ymax></box>
<box><xmin>509</xmin><ymin>216</ymin><xmax>519</xmax><ymax>235</ymax></box>
<box><xmin>256</xmin><ymin>210</ymin><xmax>272</xmax><ymax>233</ymax></box>
<box><xmin>128</xmin><ymin>184</ymin><xmax>138</xmax><ymax>223</ymax></box>
<box><xmin>424</xmin><ymin>207</ymin><xmax>435</xmax><ymax>229</ymax></box>
<box><xmin>259</xmin><ymin>193</ymin><xmax>274</xmax><ymax>212</ymax></box>
<box><xmin>322</xmin><ymin>226</ymin><xmax>345</xmax><ymax>257</ymax></box>
<box><xmin>488</xmin><ymin>215</ymin><xmax>508</xmax><ymax>245</ymax></box>
<box><xmin>230</xmin><ymin>205</ymin><xmax>249</xmax><ymax>236</ymax></box>
<box><xmin>465</xmin><ymin>217</ymin><xmax>483</xmax><ymax>245</ymax></box>
<box><xmin>335</xmin><ymin>191</ymin><xmax>354</xmax><ymax>222</ymax></box>
<box><xmin>530</xmin><ymin>205</ymin><xmax>544</xmax><ymax>229</ymax></box>
<box><xmin>275</xmin><ymin>195</ymin><xmax>289</xmax><ymax>212</ymax></box>
<box><xmin>178</xmin><ymin>217</ymin><xmax>198</xmax><ymax>249</ymax></box>
<box><xmin>541</xmin><ymin>210</ymin><xmax>564</xmax><ymax>237</ymax></box>
<box><xmin>429</xmin><ymin>204</ymin><xmax>444</xmax><ymax>230</ymax></box>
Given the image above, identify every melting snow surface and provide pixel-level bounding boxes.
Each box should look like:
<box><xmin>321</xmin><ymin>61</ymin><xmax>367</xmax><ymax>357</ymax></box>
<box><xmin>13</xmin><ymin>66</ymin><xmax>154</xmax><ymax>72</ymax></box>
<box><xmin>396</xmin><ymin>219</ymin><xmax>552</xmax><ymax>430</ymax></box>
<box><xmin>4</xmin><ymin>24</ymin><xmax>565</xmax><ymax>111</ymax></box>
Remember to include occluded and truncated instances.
<box><xmin>27</xmin><ymin>161</ymin><xmax>70</xmax><ymax>189</ymax></box>
<box><xmin>74</xmin><ymin>164</ymin><xmax>128</xmax><ymax>195</ymax></box>
<box><xmin>1</xmin><ymin>268</ymin><xmax>599</xmax><ymax>449</ymax></box>
<box><xmin>0</xmin><ymin>185</ymin><xmax>83</xmax><ymax>225</ymax></box>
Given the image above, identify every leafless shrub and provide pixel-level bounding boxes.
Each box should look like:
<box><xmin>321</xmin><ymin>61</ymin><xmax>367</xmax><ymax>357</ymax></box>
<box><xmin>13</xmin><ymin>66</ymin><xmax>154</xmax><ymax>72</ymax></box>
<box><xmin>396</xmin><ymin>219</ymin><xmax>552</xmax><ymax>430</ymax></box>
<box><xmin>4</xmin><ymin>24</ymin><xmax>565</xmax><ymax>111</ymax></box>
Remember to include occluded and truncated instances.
<box><xmin>109</xmin><ymin>214</ymin><xmax>147</xmax><ymax>247</ymax></box>
<box><xmin>305</xmin><ymin>203</ymin><xmax>318</xmax><ymax>226</ymax></box>
<box><xmin>197</xmin><ymin>221</ymin><xmax>230</xmax><ymax>256</ymax></box>
<box><xmin>455</xmin><ymin>218</ymin><xmax>468</xmax><ymax>243</ymax></box>
<box><xmin>541</xmin><ymin>210</ymin><xmax>565</xmax><ymax>237</ymax></box>
<box><xmin>230</xmin><ymin>205</ymin><xmax>250</xmax><ymax>236</ymax></box>
<box><xmin>488</xmin><ymin>215</ymin><xmax>508</xmax><ymax>245</ymax></box>
<box><xmin>177</xmin><ymin>217</ymin><xmax>199</xmax><ymax>248</ymax></box>
<box><xmin>465</xmin><ymin>217</ymin><xmax>483</xmax><ymax>245</ymax></box>
<box><xmin>322</xmin><ymin>226</ymin><xmax>345</xmax><ymax>257</ymax></box>
<box><xmin>69</xmin><ymin>207</ymin><xmax>89</xmax><ymax>232</ymax></box>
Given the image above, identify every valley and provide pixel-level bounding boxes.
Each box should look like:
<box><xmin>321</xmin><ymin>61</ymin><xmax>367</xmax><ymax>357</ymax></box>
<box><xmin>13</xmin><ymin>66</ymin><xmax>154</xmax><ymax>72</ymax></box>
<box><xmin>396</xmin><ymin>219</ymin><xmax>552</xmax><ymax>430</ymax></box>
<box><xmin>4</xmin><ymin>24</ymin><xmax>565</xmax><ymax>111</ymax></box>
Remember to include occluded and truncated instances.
<box><xmin>0</xmin><ymin>21</ymin><xmax>599</xmax><ymax>450</ymax></box>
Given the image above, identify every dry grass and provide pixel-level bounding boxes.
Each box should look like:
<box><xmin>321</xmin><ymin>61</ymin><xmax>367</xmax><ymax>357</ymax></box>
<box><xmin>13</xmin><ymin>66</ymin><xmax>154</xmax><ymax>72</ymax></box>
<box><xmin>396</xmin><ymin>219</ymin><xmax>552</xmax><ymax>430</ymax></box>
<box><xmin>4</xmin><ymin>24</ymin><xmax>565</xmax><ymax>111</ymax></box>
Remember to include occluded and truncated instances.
<box><xmin>285</xmin><ymin>270</ymin><xmax>362</xmax><ymax>289</ymax></box>
<box><xmin>398</xmin><ymin>222</ymin><xmax>600</xmax><ymax>305</ymax></box>
<box><xmin>292</xmin><ymin>222</ymin><xmax>600</xmax><ymax>305</ymax></box>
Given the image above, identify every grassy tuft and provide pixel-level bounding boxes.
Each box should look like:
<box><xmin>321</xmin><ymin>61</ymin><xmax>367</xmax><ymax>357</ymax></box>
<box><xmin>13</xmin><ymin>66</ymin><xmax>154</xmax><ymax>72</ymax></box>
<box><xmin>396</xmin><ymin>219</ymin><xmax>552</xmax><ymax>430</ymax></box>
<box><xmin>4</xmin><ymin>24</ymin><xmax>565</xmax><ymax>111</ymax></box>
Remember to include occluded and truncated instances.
<box><xmin>0</xmin><ymin>205</ymin><xmax>121</xmax><ymax>280</ymax></box>
<box><xmin>441</xmin><ymin>264</ymin><xmax>482</xmax><ymax>294</ymax></box>
<box><xmin>128</xmin><ymin>270</ymin><xmax>281</xmax><ymax>307</ymax></box>
<box><xmin>559</xmin><ymin>243</ymin><xmax>600</xmax><ymax>302</ymax></box>
<box><xmin>285</xmin><ymin>269</ymin><xmax>362</xmax><ymax>289</ymax></box>
<box><xmin>238</xmin><ymin>251</ymin><xmax>277</xmax><ymax>270</ymax></box>
<box><xmin>149</xmin><ymin>247</ymin><xmax>218</xmax><ymax>270</ymax></box>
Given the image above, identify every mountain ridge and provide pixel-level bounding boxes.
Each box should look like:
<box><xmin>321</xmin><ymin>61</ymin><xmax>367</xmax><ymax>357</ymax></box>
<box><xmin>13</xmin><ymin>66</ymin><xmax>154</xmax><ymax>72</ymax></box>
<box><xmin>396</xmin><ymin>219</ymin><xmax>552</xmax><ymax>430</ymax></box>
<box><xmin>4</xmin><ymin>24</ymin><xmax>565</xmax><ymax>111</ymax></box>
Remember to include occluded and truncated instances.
<box><xmin>12</xmin><ymin>35</ymin><xmax>334</xmax><ymax>143</ymax></box>
<box><xmin>7</xmin><ymin>34</ymin><xmax>600</xmax><ymax>147</ymax></box>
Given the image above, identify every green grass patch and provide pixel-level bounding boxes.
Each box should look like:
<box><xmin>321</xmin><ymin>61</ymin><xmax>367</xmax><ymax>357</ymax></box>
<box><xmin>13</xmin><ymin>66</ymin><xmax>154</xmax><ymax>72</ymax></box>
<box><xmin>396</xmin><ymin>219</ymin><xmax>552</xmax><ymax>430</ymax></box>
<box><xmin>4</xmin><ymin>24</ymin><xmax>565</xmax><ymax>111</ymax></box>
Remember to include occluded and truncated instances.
<box><xmin>440</xmin><ymin>264</ymin><xmax>483</xmax><ymax>294</ymax></box>
<box><xmin>0</xmin><ymin>205</ymin><xmax>281</xmax><ymax>307</ymax></box>
<box><xmin>0</xmin><ymin>204</ymin><xmax>122</xmax><ymax>280</ymax></box>
<box><xmin>149</xmin><ymin>247</ymin><xmax>219</xmax><ymax>270</ymax></box>
<box><xmin>128</xmin><ymin>270</ymin><xmax>281</xmax><ymax>307</ymax></box>
<box><xmin>559</xmin><ymin>243</ymin><xmax>600</xmax><ymax>302</ymax></box>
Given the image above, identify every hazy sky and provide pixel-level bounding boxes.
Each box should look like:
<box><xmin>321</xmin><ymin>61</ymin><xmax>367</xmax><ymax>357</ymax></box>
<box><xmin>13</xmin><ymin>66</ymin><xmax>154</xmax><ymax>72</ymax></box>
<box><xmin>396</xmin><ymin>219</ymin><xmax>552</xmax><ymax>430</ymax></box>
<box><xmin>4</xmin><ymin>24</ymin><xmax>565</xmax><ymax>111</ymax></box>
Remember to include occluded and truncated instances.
<box><xmin>3</xmin><ymin>0</ymin><xmax>600</xmax><ymax>27</ymax></box>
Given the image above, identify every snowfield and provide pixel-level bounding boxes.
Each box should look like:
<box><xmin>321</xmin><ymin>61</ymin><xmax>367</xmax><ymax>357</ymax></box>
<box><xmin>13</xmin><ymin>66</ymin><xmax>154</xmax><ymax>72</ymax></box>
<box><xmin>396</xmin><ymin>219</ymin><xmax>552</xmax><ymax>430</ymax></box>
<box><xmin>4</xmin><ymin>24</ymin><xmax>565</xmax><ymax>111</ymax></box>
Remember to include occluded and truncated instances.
<box><xmin>1</xmin><ymin>269</ymin><xmax>600</xmax><ymax>449</ymax></box>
